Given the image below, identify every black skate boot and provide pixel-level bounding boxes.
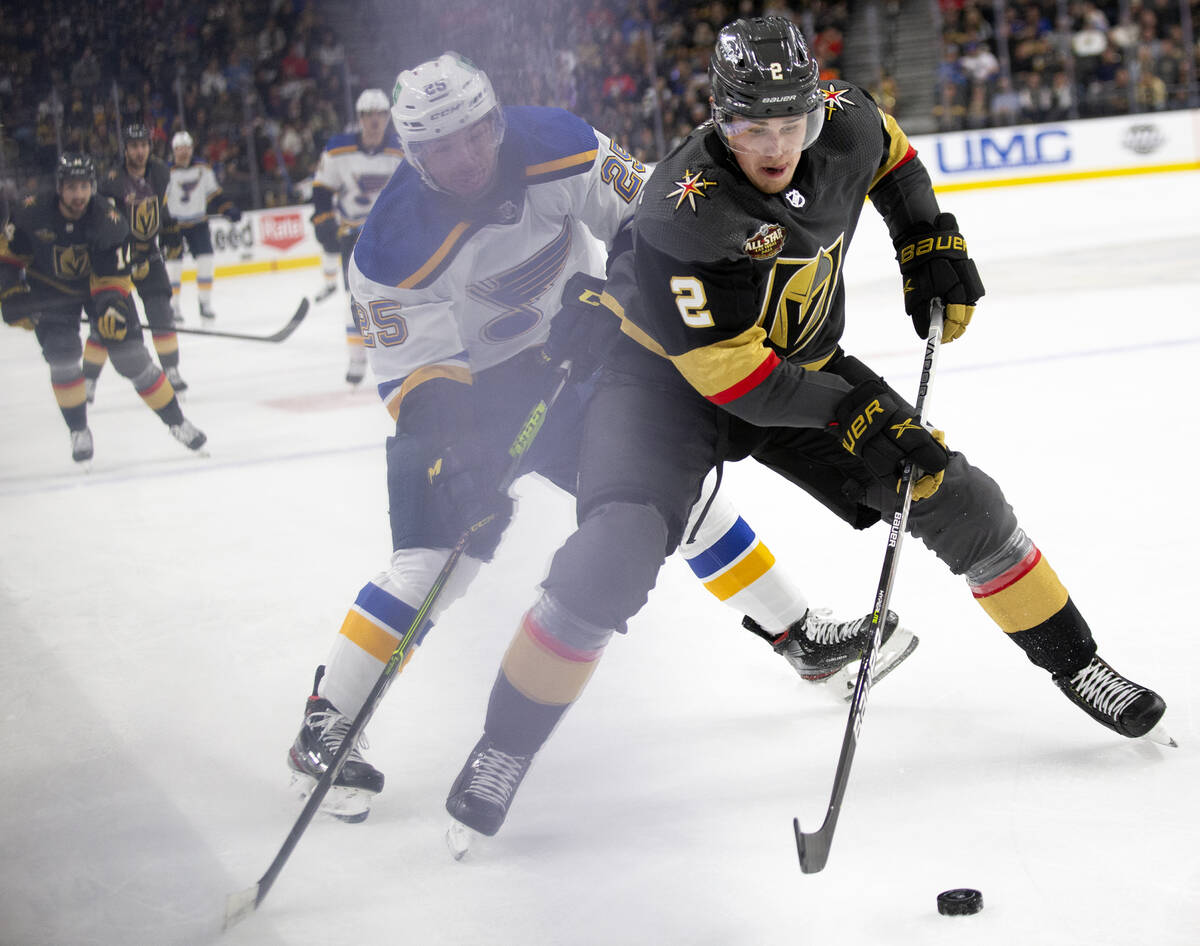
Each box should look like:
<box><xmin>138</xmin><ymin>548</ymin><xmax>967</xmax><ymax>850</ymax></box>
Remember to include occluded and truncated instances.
<box><xmin>169</xmin><ymin>418</ymin><xmax>207</xmax><ymax>451</ymax></box>
<box><xmin>71</xmin><ymin>427</ymin><xmax>94</xmax><ymax>463</ymax></box>
<box><xmin>445</xmin><ymin>735</ymin><xmax>533</xmax><ymax>837</ymax></box>
<box><xmin>745</xmin><ymin>608</ymin><xmax>918</xmax><ymax>700</ymax></box>
<box><xmin>164</xmin><ymin>365</ymin><xmax>188</xmax><ymax>394</ymax></box>
<box><xmin>1054</xmin><ymin>655</ymin><xmax>1171</xmax><ymax>743</ymax></box>
<box><xmin>287</xmin><ymin>666</ymin><xmax>385</xmax><ymax>823</ymax></box>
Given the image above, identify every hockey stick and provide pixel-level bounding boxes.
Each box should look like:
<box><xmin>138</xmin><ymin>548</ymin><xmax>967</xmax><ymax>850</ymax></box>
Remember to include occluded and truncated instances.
<box><xmin>224</xmin><ymin>357</ymin><xmax>573</xmax><ymax>928</ymax></box>
<box><xmin>794</xmin><ymin>300</ymin><xmax>945</xmax><ymax>874</ymax></box>
<box><xmin>155</xmin><ymin>298</ymin><xmax>309</xmax><ymax>342</ymax></box>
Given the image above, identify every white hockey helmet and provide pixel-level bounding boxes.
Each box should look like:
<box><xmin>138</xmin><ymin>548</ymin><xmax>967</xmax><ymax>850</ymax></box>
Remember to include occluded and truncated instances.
<box><xmin>355</xmin><ymin>88</ymin><xmax>390</xmax><ymax>114</ymax></box>
<box><xmin>172</xmin><ymin>130</ymin><xmax>194</xmax><ymax>150</ymax></box>
<box><xmin>391</xmin><ymin>52</ymin><xmax>505</xmax><ymax>196</ymax></box>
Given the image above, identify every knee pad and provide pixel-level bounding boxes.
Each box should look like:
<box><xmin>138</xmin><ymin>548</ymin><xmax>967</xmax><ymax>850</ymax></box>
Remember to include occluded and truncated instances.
<box><xmin>542</xmin><ymin>501</ymin><xmax>669</xmax><ymax>631</ymax></box>
<box><xmin>907</xmin><ymin>453</ymin><xmax>1018</xmax><ymax>575</ymax></box>
<box><xmin>106</xmin><ymin>340</ymin><xmax>157</xmax><ymax>385</ymax></box>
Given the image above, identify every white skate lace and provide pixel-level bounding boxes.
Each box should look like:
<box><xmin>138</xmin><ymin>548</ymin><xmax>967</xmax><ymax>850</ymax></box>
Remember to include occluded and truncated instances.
<box><xmin>308</xmin><ymin>708</ymin><xmax>369</xmax><ymax>764</ymax></box>
<box><xmin>803</xmin><ymin>608</ymin><xmax>869</xmax><ymax>645</ymax></box>
<box><xmin>1069</xmin><ymin>660</ymin><xmax>1142</xmax><ymax>719</ymax></box>
<box><xmin>466</xmin><ymin>747</ymin><xmax>529</xmax><ymax>807</ymax></box>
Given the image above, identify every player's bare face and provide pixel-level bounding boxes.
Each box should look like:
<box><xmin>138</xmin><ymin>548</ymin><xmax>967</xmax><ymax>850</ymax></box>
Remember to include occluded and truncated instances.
<box><xmin>726</xmin><ymin>116</ymin><xmax>810</xmax><ymax>194</ymax></box>
<box><xmin>173</xmin><ymin>145</ymin><xmax>193</xmax><ymax>167</ymax></box>
<box><xmin>359</xmin><ymin>111</ymin><xmax>389</xmax><ymax>149</ymax></box>
<box><xmin>420</xmin><ymin>117</ymin><xmax>502</xmax><ymax>200</ymax></box>
<box><xmin>125</xmin><ymin>140</ymin><xmax>150</xmax><ymax>175</ymax></box>
<box><xmin>58</xmin><ymin>180</ymin><xmax>93</xmax><ymax>220</ymax></box>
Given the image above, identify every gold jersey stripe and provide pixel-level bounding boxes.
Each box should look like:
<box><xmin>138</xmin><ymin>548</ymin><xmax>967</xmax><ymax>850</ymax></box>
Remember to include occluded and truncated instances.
<box><xmin>397</xmin><ymin>221</ymin><xmax>473</xmax><ymax>289</ymax></box>
<box><xmin>525</xmin><ymin>149</ymin><xmax>597</xmax><ymax>178</ymax></box>
<box><xmin>871</xmin><ymin>110</ymin><xmax>916</xmax><ymax>190</ymax></box>
<box><xmin>384</xmin><ymin>364</ymin><xmax>472</xmax><ymax>422</ymax></box>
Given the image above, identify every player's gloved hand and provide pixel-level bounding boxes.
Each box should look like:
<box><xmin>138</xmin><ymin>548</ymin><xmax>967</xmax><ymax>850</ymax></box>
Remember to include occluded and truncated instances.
<box><xmin>1</xmin><ymin>278</ymin><xmax>32</xmax><ymax>327</ymax></box>
<box><xmin>131</xmin><ymin>259</ymin><xmax>150</xmax><ymax>281</ymax></box>
<box><xmin>311</xmin><ymin>212</ymin><xmax>339</xmax><ymax>255</ymax></box>
<box><xmin>894</xmin><ymin>213</ymin><xmax>984</xmax><ymax>343</ymax></box>
<box><xmin>223</xmin><ymin>205</ymin><xmax>242</xmax><ymax>223</ymax></box>
<box><xmin>544</xmin><ymin>272</ymin><xmax>621</xmax><ymax>381</ymax></box>
<box><xmin>830</xmin><ymin>379</ymin><xmax>949</xmax><ymax>499</ymax></box>
<box><xmin>94</xmin><ymin>299</ymin><xmax>130</xmax><ymax>341</ymax></box>
<box><xmin>427</xmin><ymin>442</ymin><xmax>514</xmax><ymax>561</ymax></box>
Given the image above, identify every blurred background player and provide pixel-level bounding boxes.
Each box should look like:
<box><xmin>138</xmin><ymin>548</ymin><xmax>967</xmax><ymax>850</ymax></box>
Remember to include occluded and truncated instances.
<box><xmin>85</xmin><ymin>123</ymin><xmax>190</xmax><ymax>400</ymax></box>
<box><xmin>0</xmin><ymin>153</ymin><xmax>206</xmax><ymax>462</ymax></box>
<box><xmin>165</xmin><ymin>130</ymin><xmax>242</xmax><ymax>322</ymax></box>
<box><xmin>283</xmin><ymin>53</ymin><xmax>915</xmax><ymax>824</ymax></box>
<box><xmin>310</xmin><ymin>88</ymin><xmax>404</xmax><ymax>384</ymax></box>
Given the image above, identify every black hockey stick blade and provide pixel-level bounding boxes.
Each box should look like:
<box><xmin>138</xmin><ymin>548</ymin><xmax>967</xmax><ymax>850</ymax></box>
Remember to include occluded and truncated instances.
<box><xmin>166</xmin><ymin>298</ymin><xmax>309</xmax><ymax>342</ymax></box>
<box><xmin>795</xmin><ymin>817</ymin><xmax>833</xmax><ymax>874</ymax></box>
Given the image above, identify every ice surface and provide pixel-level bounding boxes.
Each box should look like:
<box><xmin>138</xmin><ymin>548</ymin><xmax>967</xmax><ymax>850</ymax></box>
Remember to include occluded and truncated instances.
<box><xmin>2</xmin><ymin>171</ymin><xmax>1197</xmax><ymax>946</ymax></box>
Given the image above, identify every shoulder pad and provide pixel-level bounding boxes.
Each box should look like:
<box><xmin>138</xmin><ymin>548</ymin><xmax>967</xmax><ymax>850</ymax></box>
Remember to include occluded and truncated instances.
<box><xmin>504</xmin><ymin>106</ymin><xmax>599</xmax><ymax>183</ymax></box>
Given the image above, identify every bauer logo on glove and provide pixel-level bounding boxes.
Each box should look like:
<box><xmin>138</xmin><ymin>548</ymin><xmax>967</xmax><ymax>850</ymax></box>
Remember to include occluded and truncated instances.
<box><xmin>894</xmin><ymin>213</ymin><xmax>984</xmax><ymax>344</ymax></box>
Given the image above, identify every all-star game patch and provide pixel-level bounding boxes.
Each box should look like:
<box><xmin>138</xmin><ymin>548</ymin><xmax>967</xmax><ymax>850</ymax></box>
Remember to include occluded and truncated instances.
<box><xmin>743</xmin><ymin>222</ymin><xmax>786</xmax><ymax>260</ymax></box>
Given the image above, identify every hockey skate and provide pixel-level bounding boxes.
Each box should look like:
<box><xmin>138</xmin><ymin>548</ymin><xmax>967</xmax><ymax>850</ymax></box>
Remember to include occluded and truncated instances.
<box><xmin>445</xmin><ymin>735</ymin><xmax>534</xmax><ymax>843</ymax></box>
<box><xmin>1054</xmin><ymin>655</ymin><xmax>1173</xmax><ymax>745</ymax></box>
<box><xmin>84</xmin><ymin>377</ymin><xmax>97</xmax><ymax>404</ymax></box>
<box><xmin>287</xmin><ymin>667</ymin><xmax>385</xmax><ymax>823</ymax></box>
<box><xmin>164</xmin><ymin>365</ymin><xmax>188</xmax><ymax>394</ymax></box>
<box><xmin>71</xmin><ymin>427</ymin><xmax>94</xmax><ymax>463</ymax></box>
<box><xmin>346</xmin><ymin>348</ymin><xmax>367</xmax><ymax>385</ymax></box>
<box><xmin>169</xmin><ymin>419</ymin><xmax>207</xmax><ymax>451</ymax></box>
<box><xmin>746</xmin><ymin>608</ymin><xmax>918</xmax><ymax>700</ymax></box>
<box><xmin>199</xmin><ymin>302</ymin><xmax>217</xmax><ymax>321</ymax></box>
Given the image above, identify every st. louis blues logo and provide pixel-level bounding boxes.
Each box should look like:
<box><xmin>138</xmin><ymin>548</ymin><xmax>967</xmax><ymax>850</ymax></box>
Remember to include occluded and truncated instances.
<box><xmin>820</xmin><ymin>85</ymin><xmax>856</xmax><ymax>119</ymax></box>
<box><xmin>665</xmin><ymin>169</ymin><xmax>717</xmax><ymax>213</ymax></box>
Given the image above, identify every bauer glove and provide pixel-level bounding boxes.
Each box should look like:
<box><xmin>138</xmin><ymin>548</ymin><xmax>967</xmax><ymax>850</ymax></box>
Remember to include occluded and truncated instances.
<box><xmin>426</xmin><ymin>442</ymin><xmax>514</xmax><ymax>562</ymax></box>
<box><xmin>830</xmin><ymin>379</ymin><xmax>948</xmax><ymax>500</ymax></box>
<box><xmin>894</xmin><ymin>213</ymin><xmax>984</xmax><ymax>343</ymax></box>
<box><xmin>544</xmin><ymin>272</ymin><xmax>622</xmax><ymax>381</ymax></box>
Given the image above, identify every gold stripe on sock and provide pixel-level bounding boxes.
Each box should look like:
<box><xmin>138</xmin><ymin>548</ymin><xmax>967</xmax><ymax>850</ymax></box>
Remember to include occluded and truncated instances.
<box><xmin>703</xmin><ymin>542</ymin><xmax>775</xmax><ymax>601</ymax></box>
<box><xmin>975</xmin><ymin>556</ymin><xmax>1070</xmax><ymax>633</ymax></box>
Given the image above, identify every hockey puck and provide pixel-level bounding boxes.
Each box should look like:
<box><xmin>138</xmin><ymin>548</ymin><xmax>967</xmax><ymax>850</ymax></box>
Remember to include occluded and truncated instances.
<box><xmin>937</xmin><ymin>889</ymin><xmax>984</xmax><ymax>916</ymax></box>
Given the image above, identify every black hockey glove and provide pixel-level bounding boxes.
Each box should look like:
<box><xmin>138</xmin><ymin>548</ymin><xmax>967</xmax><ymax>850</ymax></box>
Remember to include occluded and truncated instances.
<box><xmin>223</xmin><ymin>205</ymin><xmax>242</xmax><ymax>223</ymax></box>
<box><xmin>427</xmin><ymin>441</ymin><xmax>514</xmax><ymax>562</ymax></box>
<box><xmin>1</xmin><ymin>268</ymin><xmax>33</xmax><ymax>328</ymax></box>
<box><xmin>544</xmin><ymin>272</ymin><xmax>621</xmax><ymax>380</ymax></box>
<box><xmin>894</xmin><ymin>213</ymin><xmax>984</xmax><ymax>343</ymax></box>
<box><xmin>311</xmin><ymin>211</ymin><xmax>340</xmax><ymax>255</ymax></box>
<box><xmin>830</xmin><ymin>380</ymin><xmax>949</xmax><ymax>500</ymax></box>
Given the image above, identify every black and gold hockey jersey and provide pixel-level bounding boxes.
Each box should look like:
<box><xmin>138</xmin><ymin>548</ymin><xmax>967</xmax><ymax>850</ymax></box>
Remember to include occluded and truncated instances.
<box><xmin>0</xmin><ymin>190</ymin><xmax>135</xmax><ymax>310</ymax></box>
<box><xmin>606</xmin><ymin>80</ymin><xmax>940</xmax><ymax>429</ymax></box>
<box><xmin>100</xmin><ymin>158</ymin><xmax>176</xmax><ymax>264</ymax></box>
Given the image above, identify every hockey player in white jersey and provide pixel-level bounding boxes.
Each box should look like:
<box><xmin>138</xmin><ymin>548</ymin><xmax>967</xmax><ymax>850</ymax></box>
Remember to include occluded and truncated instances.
<box><xmin>164</xmin><ymin>130</ymin><xmax>242</xmax><ymax>321</ymax></box>
<box><xmin>284</xmin><ymin>53</ymin><xmax>917</xmax><ymax>823</ymax></box>
<box><xmin>311</xmin><ymin>88</ymin><xmax>405</xmax><ymax>383</ymax></box>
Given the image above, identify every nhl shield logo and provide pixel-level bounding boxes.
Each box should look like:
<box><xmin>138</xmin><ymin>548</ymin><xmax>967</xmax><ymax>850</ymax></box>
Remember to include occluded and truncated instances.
<box><xmin>743</xmin><ymin>223</ymin><xmax>786</xmax><ymax>261</ymax></box>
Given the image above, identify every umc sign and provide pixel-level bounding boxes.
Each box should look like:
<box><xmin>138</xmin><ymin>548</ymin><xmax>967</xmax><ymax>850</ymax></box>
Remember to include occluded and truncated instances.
<box><xmin>935</xmin><ymin>128</ymin><xmax>1071</xmax><ymax>174</ymax></box>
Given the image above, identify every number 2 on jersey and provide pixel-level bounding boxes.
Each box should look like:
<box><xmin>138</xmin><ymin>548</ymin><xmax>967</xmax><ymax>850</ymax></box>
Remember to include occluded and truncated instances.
<box><xmin>669</xmin><ymin>276</ymin><xmax>714</xmax><ymax>327</ymax></box>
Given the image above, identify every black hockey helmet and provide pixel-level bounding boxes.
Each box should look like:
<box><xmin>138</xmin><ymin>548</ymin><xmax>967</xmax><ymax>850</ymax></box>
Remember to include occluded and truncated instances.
<box><xmin>56</xmin><ymin>152</ymin><xmax>97</xmax><ymax>189</ymax></box>
<box><xmin>124</xmin><ymin>123</ymin><xmax>151</xmax><ymax>143</ymax></box>
<box><xmin>709</xmin><ymin>17</ymin><xmax>824</xmax><ymax>152</ymax></box>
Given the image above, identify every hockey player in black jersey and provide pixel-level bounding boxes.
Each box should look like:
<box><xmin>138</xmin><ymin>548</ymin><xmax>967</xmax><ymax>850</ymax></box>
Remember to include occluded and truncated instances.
<box><xmin>0</xmin><ymin>153</ymin><xmax>206</xmax><ymax>462</ymax></box>
<box><xmin>445</xmin><ymin>16</ymin><xmax>1171</xmax><ymax>842</ymax></box>
<box><xmin>85</xmin><ymin>123</ymin><xmax>190</xmax><ymax>399</ymax></box>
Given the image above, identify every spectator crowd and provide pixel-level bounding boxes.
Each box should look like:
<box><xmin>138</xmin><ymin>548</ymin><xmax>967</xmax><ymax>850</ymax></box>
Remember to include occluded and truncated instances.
<box><xmin>0</xmin><ymin>0</ymin><xmax>1195</xmax><ymax>208</ymax></box>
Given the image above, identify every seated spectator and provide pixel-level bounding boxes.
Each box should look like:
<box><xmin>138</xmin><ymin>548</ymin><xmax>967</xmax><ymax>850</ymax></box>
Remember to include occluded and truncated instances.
<box><xmin>990</xmin><ymin>74</ymin><xmax>1022</xmax><ymax>126</ymax></box>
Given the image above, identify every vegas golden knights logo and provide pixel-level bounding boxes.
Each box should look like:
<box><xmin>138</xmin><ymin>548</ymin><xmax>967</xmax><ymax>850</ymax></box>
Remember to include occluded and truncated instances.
<box><xmin>755</xmin><ymin>234</ymin><xmax>844</xmax><ymax>355</ymax></box>
<box><xmin>54</xmin><ymin>244</ymin><xmax>91</xmax><ymax>280</ymax></box>
<box><xmin>129</xmin><ymin>196</ymin><xmax>160</xmax><ymax>242</ymax></box>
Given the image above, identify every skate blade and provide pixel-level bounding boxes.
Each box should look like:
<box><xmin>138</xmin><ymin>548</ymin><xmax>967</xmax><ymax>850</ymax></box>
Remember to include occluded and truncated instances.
<box><xmin>828</xmin><ymin>630</ymin><xmax>920</xmax><ymax>702</ymax></box>
<box><xmin>289</xmin><ymin>771</ymin><xmax>373</xmax><ymax>823</ymax></box>
<box><xmin>1142</xmin><ymin>721</ymin><xmax>1177</xmax><ymax>748</ymax></box>
<box><xmin>446</xmin><ymin>820</ymin><xmax>477</xmax><ymax>861</ymax></box>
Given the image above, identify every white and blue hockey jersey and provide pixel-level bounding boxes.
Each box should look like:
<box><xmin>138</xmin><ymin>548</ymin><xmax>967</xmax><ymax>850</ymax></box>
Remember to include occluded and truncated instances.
<box><xmin>348</xmin><ymin>106</ymin><xmax>647</xmax><ymax>422</ymax></box>
<box><xmin>312</xmin><ymin>129</ymin><xmax>405</xmax><ymax>229</ymax></box>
